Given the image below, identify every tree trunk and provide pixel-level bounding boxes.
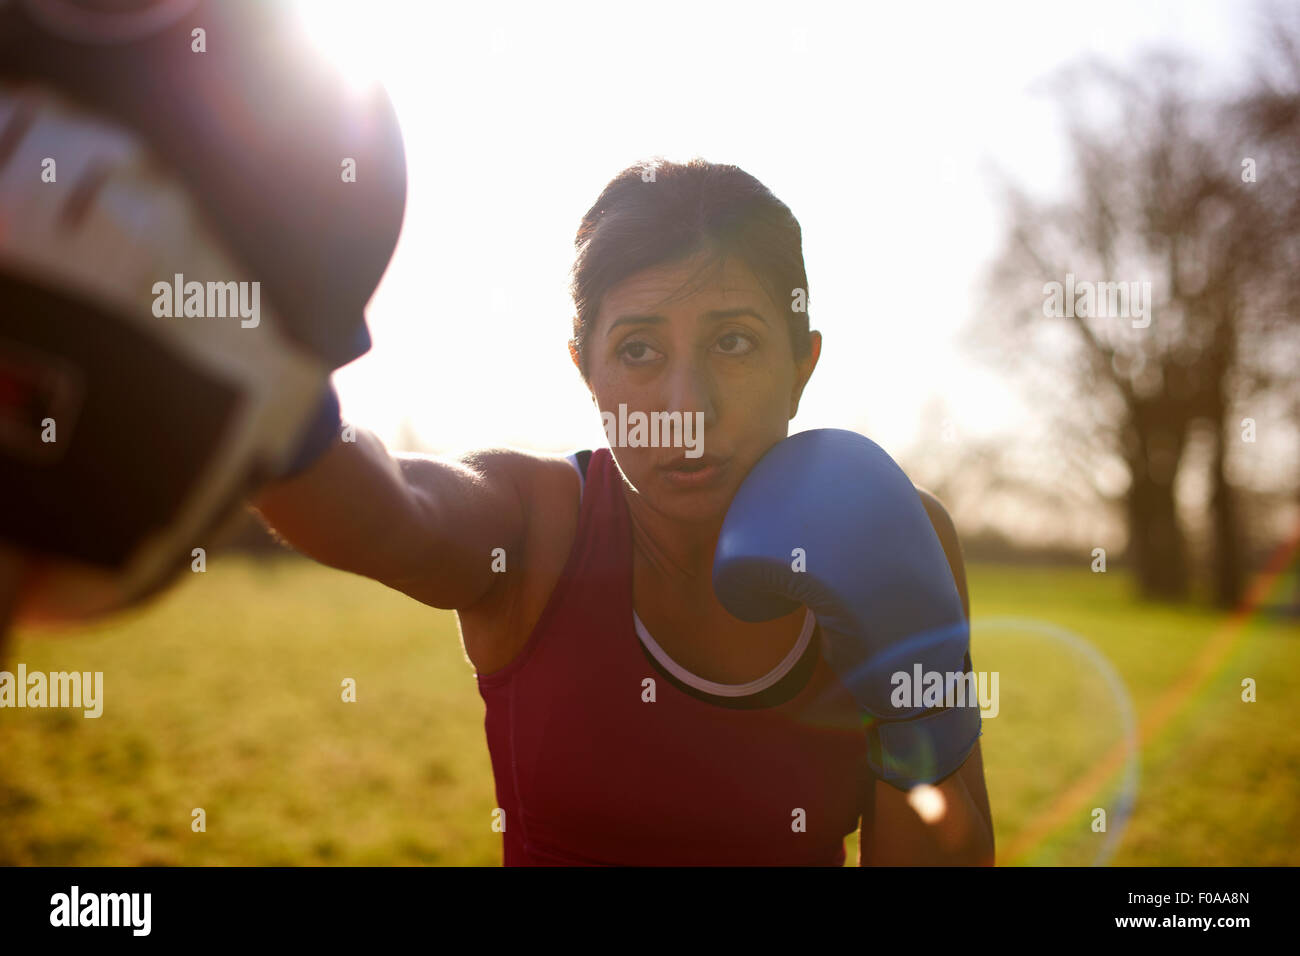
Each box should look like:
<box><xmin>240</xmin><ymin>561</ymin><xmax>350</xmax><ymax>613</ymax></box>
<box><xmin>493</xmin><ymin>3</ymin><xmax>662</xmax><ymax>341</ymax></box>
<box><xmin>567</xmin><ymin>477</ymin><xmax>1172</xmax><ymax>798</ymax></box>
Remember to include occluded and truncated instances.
<box><xmin>1209</xmin><ymin>416</ymin><xmax>1246</xmax><ymax>608</ymax></box>
<box><xmin>1126</xmin><ymin>466</ymin><xmax>1191</xmax><ymax>599</ymax></box>
<box><xmin>1124</xmin><ymin>411</ymin><xmax>1191</xmax><ymax>600</ymax></box>
<box><xmin>1203</xmin><ymin>312</ymin><xmax>1247</xmax><ymax>609</ymax></box>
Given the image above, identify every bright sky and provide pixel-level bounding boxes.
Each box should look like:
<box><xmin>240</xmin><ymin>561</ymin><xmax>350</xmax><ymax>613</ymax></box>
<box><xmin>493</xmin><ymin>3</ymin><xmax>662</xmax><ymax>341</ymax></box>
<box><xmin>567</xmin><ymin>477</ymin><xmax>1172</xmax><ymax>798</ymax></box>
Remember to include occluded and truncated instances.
<box><xmin>292</xmin><ymin>0</ymin><xmax>1254</xmax><ymax>461</ymax></box>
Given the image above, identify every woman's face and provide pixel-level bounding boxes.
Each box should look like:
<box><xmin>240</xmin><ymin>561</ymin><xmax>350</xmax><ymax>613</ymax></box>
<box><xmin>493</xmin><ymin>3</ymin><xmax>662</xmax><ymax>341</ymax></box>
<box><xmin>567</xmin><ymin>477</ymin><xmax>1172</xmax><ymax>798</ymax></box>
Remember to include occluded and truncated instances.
<box><xmin>578</xmin><ymin>253</ymin><xmax>820</xmax><ymax>524</ymax></box>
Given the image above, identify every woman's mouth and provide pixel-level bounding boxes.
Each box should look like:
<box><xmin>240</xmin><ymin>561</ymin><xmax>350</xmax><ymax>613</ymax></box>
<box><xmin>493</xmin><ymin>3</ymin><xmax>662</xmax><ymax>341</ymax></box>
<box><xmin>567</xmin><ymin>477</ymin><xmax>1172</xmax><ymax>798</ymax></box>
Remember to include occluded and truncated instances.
<box><xmin>656</xmin><ymin>455</ymin><xmax>729</xmax><ymax>488</ymax></box>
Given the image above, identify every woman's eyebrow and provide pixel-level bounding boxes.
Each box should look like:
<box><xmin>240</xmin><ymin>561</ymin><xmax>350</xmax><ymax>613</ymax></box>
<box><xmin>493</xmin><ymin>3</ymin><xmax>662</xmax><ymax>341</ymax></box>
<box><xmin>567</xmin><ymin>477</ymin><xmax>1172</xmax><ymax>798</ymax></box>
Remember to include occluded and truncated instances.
<box><xmin>605</xmin><ymin>308</ymin><xmax>769</xmax><ymax>338</ymax></box>
<box><xmin>703</xmin><ymin>307</ymin><xmax>770</xmax><ymax>327</ymax></box>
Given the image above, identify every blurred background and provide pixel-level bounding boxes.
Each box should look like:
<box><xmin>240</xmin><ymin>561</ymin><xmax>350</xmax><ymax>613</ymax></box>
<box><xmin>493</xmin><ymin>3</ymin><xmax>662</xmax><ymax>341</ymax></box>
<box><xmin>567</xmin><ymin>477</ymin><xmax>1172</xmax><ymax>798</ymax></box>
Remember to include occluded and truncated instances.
<box><xmin>2</xmin><ymin>0</ymin><xmax>1297</xmax><ymax>865</ymax></box>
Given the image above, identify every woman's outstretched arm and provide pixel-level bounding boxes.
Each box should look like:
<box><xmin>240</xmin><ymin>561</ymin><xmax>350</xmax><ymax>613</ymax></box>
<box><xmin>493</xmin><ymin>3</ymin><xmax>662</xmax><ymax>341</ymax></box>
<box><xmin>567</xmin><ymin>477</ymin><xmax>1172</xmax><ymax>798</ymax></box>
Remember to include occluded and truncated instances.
<box><xmin>252</xmin><ymin>427</ymin><xmax>542</xmax><ymax>611</ymax></box>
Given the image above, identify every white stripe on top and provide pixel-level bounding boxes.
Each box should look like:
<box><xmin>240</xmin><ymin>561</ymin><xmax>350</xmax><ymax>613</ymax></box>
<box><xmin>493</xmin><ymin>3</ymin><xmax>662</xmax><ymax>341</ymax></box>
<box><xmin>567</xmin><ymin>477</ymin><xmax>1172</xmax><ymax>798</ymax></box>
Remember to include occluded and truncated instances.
<box><xmin>633</xmin><ymin>609</ymin><xmax>816</xmax><ymax>697</ymax></box>
<box><xmin>565</xmin><ymin>447</ymin><xmax>815</xmax><ymax>696</ymax></box>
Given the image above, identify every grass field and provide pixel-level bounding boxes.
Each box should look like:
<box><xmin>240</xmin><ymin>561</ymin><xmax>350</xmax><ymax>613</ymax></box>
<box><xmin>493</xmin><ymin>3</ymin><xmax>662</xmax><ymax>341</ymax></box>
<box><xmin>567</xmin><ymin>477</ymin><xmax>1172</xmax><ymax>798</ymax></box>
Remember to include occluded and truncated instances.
<box><xmin>2</xmin><ymin>555</ymin><xmax>1297</xmax><ymax>866</ymax></box>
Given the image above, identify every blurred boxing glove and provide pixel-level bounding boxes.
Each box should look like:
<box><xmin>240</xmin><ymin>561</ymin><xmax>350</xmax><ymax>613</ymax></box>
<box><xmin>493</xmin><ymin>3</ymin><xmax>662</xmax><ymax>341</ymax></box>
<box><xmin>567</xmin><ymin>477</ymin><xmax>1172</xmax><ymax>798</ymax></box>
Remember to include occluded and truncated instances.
<box><xmin>713</xmin><ymin>429</ymin><xmax>982</xmax><ymax>790</ymax></box>
<box><xmin>0</xmin><ymin>0</ymin><xmax>407</xmax><ymax>368</ymax></box>
<box><xmin>0</xmin><ymin>0</ymin><xmax>406</xmax><ymax>623</ymax></box>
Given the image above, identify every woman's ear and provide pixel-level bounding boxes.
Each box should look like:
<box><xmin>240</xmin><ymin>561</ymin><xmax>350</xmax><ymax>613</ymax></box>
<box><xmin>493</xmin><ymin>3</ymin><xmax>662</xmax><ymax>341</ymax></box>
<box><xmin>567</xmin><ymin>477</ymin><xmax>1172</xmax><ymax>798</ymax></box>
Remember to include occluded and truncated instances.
<box><xmin>568</xmin><ymin>337</ymin><xmax>596</xmax><ymax>402</ymax></box>
<box><xmin>789</xmin><ymin>330</ymin><xmax>822</xmax><ymax>419</ymax></box>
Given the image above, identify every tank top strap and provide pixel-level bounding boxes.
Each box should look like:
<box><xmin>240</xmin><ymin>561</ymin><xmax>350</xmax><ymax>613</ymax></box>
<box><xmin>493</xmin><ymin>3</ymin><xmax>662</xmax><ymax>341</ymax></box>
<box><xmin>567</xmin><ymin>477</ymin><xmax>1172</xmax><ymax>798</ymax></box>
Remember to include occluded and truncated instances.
<box><xmin>476</xmin><ymin>447</ymin><xmax>628</xmax><ymax>688</ymax></box>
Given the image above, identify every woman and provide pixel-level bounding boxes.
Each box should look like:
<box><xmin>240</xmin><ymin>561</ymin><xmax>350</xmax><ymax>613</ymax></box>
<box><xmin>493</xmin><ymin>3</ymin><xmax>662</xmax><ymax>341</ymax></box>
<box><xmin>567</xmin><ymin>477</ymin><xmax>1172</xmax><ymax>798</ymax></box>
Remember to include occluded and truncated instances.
<box><xmin>255</xmin><ymin>158</ymin><xmax>994</xmax><ymax>866</ymax></box>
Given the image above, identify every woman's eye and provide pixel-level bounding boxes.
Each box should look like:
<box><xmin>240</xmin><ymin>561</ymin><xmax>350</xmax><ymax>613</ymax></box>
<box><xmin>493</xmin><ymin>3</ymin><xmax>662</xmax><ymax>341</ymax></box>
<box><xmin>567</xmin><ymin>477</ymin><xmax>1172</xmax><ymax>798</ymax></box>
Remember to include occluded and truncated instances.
<box><xmin>618</xmin><ymin>340</ymin><xmax>661</xmax><ymax>365</ymax></box>
<box><xmin>714</xmin><ymin>331</ymin><xmax>756</xmax><ymax>356</ymax></box>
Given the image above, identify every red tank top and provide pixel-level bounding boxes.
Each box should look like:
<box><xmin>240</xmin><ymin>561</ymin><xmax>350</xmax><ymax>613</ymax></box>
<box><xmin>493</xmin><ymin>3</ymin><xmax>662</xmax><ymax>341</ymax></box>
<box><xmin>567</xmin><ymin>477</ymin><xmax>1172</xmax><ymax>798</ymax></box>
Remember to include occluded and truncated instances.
<box><xmin>475</xmin><ymin>447</ymin><xmax>873</xmax><ymax>865</ymax></box>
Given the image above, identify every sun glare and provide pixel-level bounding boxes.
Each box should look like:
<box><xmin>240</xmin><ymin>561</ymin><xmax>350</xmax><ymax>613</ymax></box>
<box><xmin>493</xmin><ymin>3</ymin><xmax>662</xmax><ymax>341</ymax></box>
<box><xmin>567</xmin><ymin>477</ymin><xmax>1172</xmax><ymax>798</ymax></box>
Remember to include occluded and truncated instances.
<box><xmin>289</xmin><ymin>0</ymin><xmax>392</xmax><ymax>93</ymax></box>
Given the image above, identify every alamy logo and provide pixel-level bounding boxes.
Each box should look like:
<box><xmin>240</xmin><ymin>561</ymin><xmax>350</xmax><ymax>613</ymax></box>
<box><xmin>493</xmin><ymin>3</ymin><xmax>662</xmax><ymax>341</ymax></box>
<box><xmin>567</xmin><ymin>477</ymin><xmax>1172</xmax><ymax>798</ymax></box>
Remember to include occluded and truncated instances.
<box><xmin>891</xmin><ymin>665</ymin><xmax>999</xmax><ymax>717</ymax></box>
<box><xmin>152</xmin><ymin>273</ymin><xmax>260</xmax><ymax>328</ymax></box>
<box><xmin>601</xmin><ymin>403</ymin><xmax>704</xmax><ymax>457</ymax></box>
<box><xmin>0</xmin><ymin>665</ymin><xmax>103</xmax><ymax>718</ymax></box>
<box><xmin>50</xmin><ymin>886</ymin><xmax>150</xmax><ymax>936</ymax></box>
<box><xmin>1042</xmin><ymin>273</ymin><xmax>1151</xmax><ymax>328</ymax></box>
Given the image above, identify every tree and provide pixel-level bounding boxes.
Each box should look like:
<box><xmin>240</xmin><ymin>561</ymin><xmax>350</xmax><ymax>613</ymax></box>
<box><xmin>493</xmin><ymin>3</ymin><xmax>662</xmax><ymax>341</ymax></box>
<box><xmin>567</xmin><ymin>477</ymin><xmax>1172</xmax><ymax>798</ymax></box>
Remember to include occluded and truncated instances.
<box><xmin>976</xmin><ymin>53</ymin><xmax>1282</xmax><ymax>603</ymax></box>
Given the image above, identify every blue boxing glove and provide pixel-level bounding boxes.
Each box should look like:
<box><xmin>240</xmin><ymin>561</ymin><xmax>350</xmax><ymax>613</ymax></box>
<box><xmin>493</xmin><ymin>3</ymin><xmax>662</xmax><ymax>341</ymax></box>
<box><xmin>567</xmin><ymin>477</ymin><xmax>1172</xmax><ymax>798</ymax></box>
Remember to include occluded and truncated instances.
<box><xmin>713</xmin><ymin>429</ymin><xmax>982</xmax><ymax>790</ymax></box>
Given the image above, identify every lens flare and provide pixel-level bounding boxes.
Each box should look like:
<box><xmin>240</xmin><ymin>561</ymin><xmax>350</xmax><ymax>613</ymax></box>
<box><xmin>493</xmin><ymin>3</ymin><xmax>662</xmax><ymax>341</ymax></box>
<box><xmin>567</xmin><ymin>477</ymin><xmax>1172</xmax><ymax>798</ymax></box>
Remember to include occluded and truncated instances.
<box><xmin>289</xmin><ymin>0</ymin><xmax>389</xmax><ymax>93</ymax></box>
<box><xmin>907</xmin><ymin>783</ymin><xmax>947</xmax><ymax>824</ymax></box>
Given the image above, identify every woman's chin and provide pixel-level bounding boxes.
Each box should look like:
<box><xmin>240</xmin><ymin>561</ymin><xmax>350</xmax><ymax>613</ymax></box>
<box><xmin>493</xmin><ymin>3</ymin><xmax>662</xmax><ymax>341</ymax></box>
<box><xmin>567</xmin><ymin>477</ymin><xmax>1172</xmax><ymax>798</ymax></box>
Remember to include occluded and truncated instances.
<box><xmin>637</xmin><ymin>475</ymin><xmax>736</xmax><ymax>523</ymax></box>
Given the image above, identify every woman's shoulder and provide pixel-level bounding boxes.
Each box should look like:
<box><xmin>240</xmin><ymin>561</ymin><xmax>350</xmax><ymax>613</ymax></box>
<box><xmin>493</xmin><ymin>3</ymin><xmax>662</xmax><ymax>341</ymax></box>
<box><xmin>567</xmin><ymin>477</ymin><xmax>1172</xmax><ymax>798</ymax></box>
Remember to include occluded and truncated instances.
<box><xmin>452</xmin><ymin>446</ymin><xmax>583</xmax><ymax>482</ymax></box>
<box><xmin>445</xmin><ymin>445</ymin><xmax>588</xmax><ymax>517</ymax></box>
<box><xmin>913</xmin><ymin>486</ymin><xmax>968</xmax><ymax>619</ymax></box>
<box><xmin>455</xmin><ymin>445</ymin><xmax>586</xmax><ymax>565</ymax></box>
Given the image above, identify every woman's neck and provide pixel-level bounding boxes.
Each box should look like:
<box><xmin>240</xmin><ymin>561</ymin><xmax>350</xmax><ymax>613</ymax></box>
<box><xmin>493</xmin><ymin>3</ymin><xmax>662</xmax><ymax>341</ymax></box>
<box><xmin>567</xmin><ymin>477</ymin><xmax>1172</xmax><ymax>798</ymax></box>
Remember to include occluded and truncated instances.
<box><xmin>624</xmin><ymin>489</ymin><xmax>724</xmax><ymax>613</ymax></box>
<box><xmin>621</xmin><ymin>485</ymin><xmax>808</xmax><ymax>683</ymax></box>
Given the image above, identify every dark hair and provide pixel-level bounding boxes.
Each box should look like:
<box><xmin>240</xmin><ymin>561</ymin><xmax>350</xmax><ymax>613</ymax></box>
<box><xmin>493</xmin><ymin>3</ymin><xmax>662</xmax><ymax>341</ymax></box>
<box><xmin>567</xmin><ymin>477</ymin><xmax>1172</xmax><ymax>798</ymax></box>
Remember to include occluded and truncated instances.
<box><xmin>568</xmin><ymin>157</ymin><xmax>811</xmax><ymax>378</ymax></box>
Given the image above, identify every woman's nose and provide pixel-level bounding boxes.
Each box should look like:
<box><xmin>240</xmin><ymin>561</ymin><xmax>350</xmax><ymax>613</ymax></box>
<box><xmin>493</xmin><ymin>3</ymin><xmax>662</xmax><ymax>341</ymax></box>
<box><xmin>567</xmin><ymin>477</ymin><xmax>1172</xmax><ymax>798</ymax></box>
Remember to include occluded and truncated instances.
<box><xmin>664</xmin><ymin>355</ymin><xmax>717</xmax><ymax>429</ymax></box>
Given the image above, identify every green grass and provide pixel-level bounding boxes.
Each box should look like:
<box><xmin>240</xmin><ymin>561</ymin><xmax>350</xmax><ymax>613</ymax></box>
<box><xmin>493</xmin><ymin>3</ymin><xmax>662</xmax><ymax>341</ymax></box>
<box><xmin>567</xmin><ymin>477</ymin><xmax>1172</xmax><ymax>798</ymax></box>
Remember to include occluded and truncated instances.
<box><xmin>2</xmin><ymin>557</ymin><xmax>1296</xmax><ymax>866</ymax></box>
<box><xmin>967</xmin><ymin>563</ymin><xmax>1300</xmax><ymax>866</ymax></box>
